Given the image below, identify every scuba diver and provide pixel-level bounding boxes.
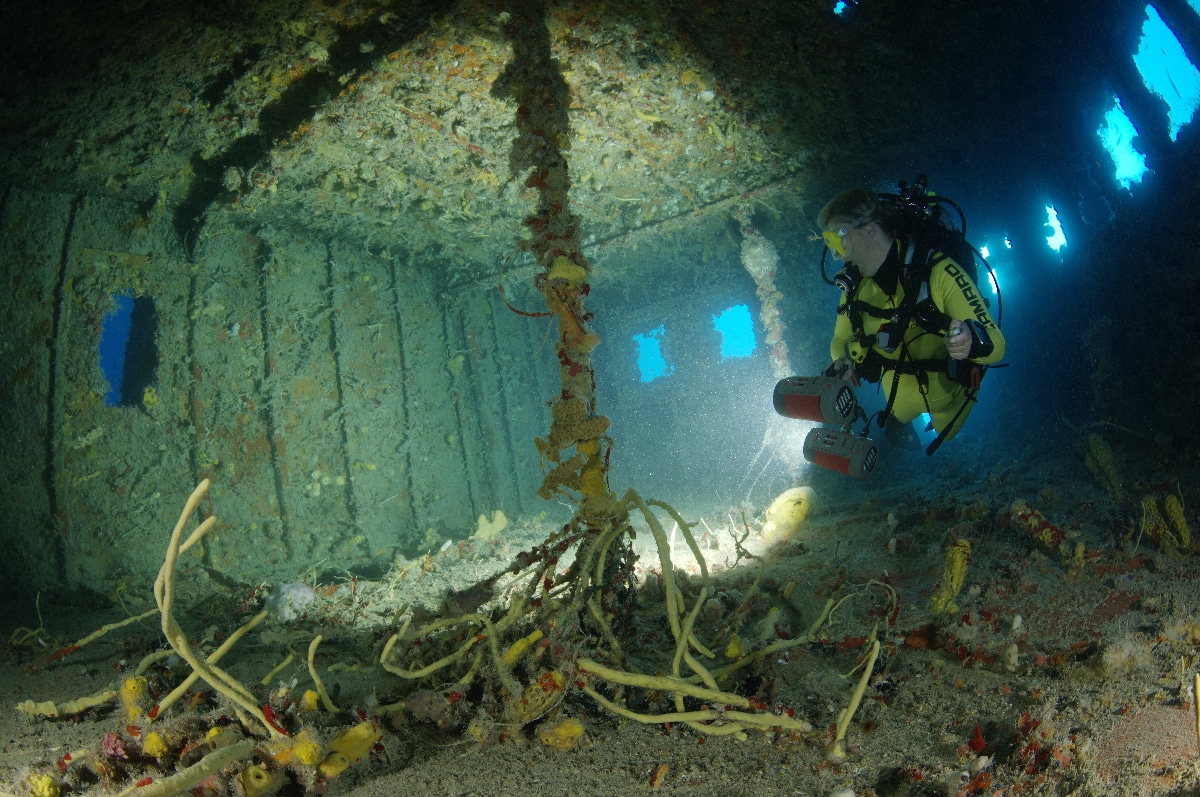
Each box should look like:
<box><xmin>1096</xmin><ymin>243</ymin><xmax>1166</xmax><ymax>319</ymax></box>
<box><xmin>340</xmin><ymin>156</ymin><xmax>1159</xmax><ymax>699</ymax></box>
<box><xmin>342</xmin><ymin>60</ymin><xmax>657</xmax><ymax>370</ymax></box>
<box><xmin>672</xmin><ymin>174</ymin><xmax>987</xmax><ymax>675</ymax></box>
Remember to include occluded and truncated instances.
<box><xmin>817</xmin><ymin>184</ymin><xmax>1006</xmax><ymax>453</ymax></box>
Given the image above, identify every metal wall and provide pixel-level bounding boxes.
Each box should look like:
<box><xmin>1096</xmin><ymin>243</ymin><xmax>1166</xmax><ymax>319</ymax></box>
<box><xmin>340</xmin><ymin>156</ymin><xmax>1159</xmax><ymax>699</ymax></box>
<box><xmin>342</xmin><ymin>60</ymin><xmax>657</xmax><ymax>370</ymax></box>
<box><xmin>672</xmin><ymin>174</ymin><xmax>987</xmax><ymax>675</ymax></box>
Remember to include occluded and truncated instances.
<box><xmin>0</xmin><ymin>186</ymin><xmax>552</xmax><ymax>600</ymax></box>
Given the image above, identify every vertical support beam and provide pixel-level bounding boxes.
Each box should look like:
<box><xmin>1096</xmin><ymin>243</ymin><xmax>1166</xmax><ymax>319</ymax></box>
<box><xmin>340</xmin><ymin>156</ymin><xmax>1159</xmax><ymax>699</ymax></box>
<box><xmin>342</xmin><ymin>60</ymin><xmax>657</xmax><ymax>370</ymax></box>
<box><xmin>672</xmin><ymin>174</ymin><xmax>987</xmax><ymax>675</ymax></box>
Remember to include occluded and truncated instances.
<box><xmin>258</xmin><ymin>228</ymin><xmax>355</xmax><ymax>574</ymax></box>
<box><xmin>495</xmin><ymin>0</ymin><xmax>613</xmax><ymax>513</ymax></box>
<box><xmin>486</xmin><ymin>286</ymin><xmax>552</xmax><ymax>516</ymax></box>
<box><xmin>444</xmin><ymin>295</ymin><xmax>495</xmax><ymax>525</ymax></box>
<box><xmin>329</xmin><ymin>239</ymin><xmax>415</xmax><ymax>565</ymax></box>
<box><xmin>0</xmin><ymin>188</ymin><xmax>75</xmax><ymax>595</ymax></box>
<box><xmin>392</xmin><ymin>250</ymin><xmax>473</xmax><ymax>548</ymax></box>
<box><xmin>190</xmin><ymin>226</ymin><xmax>285</xmax><ymax>581</ymax></box>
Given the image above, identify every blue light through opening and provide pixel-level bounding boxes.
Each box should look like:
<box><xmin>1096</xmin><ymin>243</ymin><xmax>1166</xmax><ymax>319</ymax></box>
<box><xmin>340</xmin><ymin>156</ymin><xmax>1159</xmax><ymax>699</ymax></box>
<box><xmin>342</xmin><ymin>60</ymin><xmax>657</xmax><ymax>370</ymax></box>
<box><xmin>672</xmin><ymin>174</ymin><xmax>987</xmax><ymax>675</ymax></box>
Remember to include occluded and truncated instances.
<box><xmin>712</xmin><ymin>304</ymin><xmax>756</xmax><ymax>359</ymax></box>
<box><xmin>975</xmin><ymin>244</ymin><xmax>1001</xmax><ymax>296</ymax></box>
<box><xmin>1044</xmin><ymin>206</ymin><xmax>1068</xmax><ymax>252</ymax></box>
<box><xmin>99</xmin><ymin>294</ymin><xmax>159</xmax><ymax>407</ymax></box>
<box><xmin>915</xmin><ymin>412</ymin><xmax>945</xmax><ymax>446</ymax></box>
<box><xmin>1098</xmin><ymin>99</ymin><xmax>1148</xmax><ymax>189</ymax></box>
<box><xmin>100</xmin><ymin>295</ymin><xmax>134</xmax><ymax>406</ymax></box>
<box><xmin>1133</xmin><ymin>5</ymin><xmax>1200</xmax><ymax>140</ymax></box>
<box><xmin>633</xmin><ymin>324</ymin><xmax>674</xmax><ymax>383</ymax></box>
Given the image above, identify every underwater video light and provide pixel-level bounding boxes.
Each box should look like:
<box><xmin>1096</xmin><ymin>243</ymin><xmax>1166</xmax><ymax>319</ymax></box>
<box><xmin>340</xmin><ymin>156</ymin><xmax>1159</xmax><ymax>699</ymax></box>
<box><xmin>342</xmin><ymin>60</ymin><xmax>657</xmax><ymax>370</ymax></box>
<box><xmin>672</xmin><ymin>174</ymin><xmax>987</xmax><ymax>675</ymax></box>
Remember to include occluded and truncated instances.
<box><xmin>772</xmin><ymin>375</ymin><xmax>859</xmax><ymax>425</ymax></box>
<box><xmin>802</xmin><ymin>427</ymin><xmax>878</xmax><ymax>477</ymax></box>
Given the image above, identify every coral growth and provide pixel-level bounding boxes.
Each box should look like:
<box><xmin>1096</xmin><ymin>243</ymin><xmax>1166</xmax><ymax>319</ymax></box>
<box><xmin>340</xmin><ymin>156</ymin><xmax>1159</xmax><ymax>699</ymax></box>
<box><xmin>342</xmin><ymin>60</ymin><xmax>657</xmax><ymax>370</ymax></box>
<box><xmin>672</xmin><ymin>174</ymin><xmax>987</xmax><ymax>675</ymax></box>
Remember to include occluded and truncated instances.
<box><xmin>1010</xmin><ymin>499</ymin><xmax>1065</xmax><ymax>550</ymax></box>
<box><xmin>534</xmin><ymin>397</ymin><xmax>612</xmax><ymax>501</ymax></box>
<box><xmin>739</xmin><ymin>225</ymin><xmax>778</xmax><ymax>282</ymax></box>
<box><xmin>99</xmin><ymin>731</ymin><xmax>128</xmax><ymax>761</ymax></box>
<box><xmin>1139</xmin><ymin>496</ymin><xmax>1176</xmax><ymax>549</ymax></box>
<box><xmin>930</xmin><ymin>539</ymin><xmax>971</xmax><ymax>615</ymax></box>
<box><xmin>1084</xmin><ymin>433</ymin><xmax>1123</xmax><ymax>500</ymax></box>
<box><xmin>734</xmin><ymin>202</ymin><xmax>791</xmax><ymax>378</ymax></box>
<box><xmin>265</xmin><ymin>582</ymin><xmax>316</xmax><ymax>622</ymax></box>
<box><xmin>537</xmin><ymin>718</ymin><xmax>585</xmax><ymax>750</ymax></box>
<box><xmin>1164</xmin><ymin>494</ymin><xmax>1192</xmax><ymax>547</ymax></box>
<box><xmin>493</xmin><ymin>4</ymin><xmax>610</xmax><ymax>509</ymax></box>
<box><xmin>537</xmin><ymin>398</ymin><xmax>611</xmax><ymax>464</ymax></box>
<box><xmin>1098</xmin><ymin>636</ymin><xmax>1154</xmax><ymax>678</ymax></box>
<box><xmin>761</xmin><ymin>486</ymin><xmax>816</xmax><ymax>546</ymax></box>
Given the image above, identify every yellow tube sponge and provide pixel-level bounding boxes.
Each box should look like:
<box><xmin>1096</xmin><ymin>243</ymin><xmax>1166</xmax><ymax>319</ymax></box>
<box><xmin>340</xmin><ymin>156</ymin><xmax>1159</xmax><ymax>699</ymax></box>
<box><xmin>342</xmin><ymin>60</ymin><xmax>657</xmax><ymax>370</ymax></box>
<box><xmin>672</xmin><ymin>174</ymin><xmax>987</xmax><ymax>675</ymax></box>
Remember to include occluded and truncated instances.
<box><xmin>293</xmin><ymin>730</ymin><xmax>324</xmax><ymax>767</ymax></box>
<box><xmin>725</xmin><ymin>632</ymin><xmax>746</xmax><ymax>660</ymax></box>
<box><xmin>1141</xmin><ymin>496</ymin><xmax>1176</xmax><ymax>548</ymax></box>
<box><xmin>1164</xmin><ymin>494</ymin><xmax>1192</xmax><ymax>547</ymax></box>
<box><xmin>239</xmin><ymin>764</ymin><xmax>283</xmax><ymax>797</ymax></box>
<box><xmin>579</xmin><ymin>454</ymin><xmax>607</xmax><ymax>499</ymax></box>
<box><xmin>24</xmin><ymin>773</ymin><xmax>60</xmax><ymax>797</ymax></box>
<box><xmin>142</xmin><ymin>730</ymin><xmax>169</xmax><ymax>759</ymax></box>
<box><xmin>761</xmin><ymin>486</ymin><xmax>816</xmax><ymax>546</ymax></box>
<box><xmin>298</xmin><ymin>689</ymin><xmax>321</xmax><ymax>713</ymax></box>
<box><xmin>119</xmin><ymin>676</ymin><xmax>149</xmax><ymax>722</ymax></box>
<box><xmin>538</xmin><ymin>718</ymin><xmax>585</xmax><ymax>750</ymax></box>
<box><xmin>757</xmin><ymin>606</ymin><xmax>783</xmax><ymax>645</ymax></box>
<box><xmin>264</xmin><ymin>729</ymin><xmax>323</xmax><ymax>767</ymax></box>
<box><xmin>1084</xmin><ymin>434</ymin><xmax>1123</xmax><ymax>500</ymax></box>
<box><xmin>318</xmin><ymin>752</ymin><xmax>350</xmax><ymax>779</ymax></box>
<box><xmin>318</xmin><ymin>721</ymin><xmax>380</xmax><ymax>779</ymax></box>
<box><xmin>503</xmin><ymin>629</ymin><xmax>544</xmax><ymax>666</ymax></box>
<box><xmin>330</xmin><ymin>720</ymin><xmax>381</xmax><ymax>763</ymax></box>
<box><xmin>929</xmin><ymin>539</ymin><xmax>971</xmax><ymax>616</ymax></box>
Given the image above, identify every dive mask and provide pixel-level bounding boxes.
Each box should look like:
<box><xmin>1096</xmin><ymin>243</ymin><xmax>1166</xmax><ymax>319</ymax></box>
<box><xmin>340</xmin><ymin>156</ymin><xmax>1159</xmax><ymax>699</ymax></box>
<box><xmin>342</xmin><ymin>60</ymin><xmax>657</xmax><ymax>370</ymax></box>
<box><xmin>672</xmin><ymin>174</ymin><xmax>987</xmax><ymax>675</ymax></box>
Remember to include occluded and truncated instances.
<box><xmin>822</xmin><ymin>228</ymin><xmax>849</xmax><ymax>256</ymax></box>
<box><xmin>821</xmin><ymin>214</ymin><xmax>872</xmax><ymax>257</ymax></box>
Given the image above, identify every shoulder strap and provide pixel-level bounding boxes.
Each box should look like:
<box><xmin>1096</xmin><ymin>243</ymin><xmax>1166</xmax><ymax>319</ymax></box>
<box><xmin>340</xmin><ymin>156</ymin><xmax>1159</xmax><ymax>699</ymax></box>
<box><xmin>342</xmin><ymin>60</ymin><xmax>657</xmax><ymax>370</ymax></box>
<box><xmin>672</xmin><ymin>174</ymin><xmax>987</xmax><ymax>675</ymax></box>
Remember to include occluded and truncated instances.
<box><xmin>906</xmin><ymin>247</ymin><xmax>954</xmax><ymax>335</ymax></box>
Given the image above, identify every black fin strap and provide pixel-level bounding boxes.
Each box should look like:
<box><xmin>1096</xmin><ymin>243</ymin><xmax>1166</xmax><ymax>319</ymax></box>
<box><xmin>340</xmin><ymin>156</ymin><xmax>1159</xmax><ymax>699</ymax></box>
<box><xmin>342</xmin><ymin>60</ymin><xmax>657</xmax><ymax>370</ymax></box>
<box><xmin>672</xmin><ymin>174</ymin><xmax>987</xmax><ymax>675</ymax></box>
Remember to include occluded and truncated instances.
<box><xmin>879</xmin><ymin>337</ymin><xmax>909</xmax><ymax>426</ymax></box>
<box><xmin>925</xmin><ymin>391</ymin><xmax>977</xmax><ymax>456</ymax></box>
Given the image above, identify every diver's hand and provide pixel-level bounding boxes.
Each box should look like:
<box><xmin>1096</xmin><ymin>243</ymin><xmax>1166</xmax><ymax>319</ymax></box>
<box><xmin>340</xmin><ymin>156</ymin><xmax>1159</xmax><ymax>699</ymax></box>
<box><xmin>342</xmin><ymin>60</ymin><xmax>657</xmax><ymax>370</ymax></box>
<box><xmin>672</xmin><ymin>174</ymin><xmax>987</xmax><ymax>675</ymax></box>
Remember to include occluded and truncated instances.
<box><xmin>828</xmin><ymin>356</ymin><xmax>854</xmax><ymax>380</ymax></box>
<box><xmin>945</xmin><ymin>320</ymin><xmax>971</xmax><ymax>360</ymax></box>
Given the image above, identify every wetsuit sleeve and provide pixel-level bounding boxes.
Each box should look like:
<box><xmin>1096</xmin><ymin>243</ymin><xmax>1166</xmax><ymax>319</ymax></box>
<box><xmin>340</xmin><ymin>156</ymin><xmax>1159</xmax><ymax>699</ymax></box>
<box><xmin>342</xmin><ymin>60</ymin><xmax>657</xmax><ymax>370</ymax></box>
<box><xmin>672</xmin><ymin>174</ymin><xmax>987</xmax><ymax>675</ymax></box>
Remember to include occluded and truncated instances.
<box><xmin>829</xmin><ymin>293</ymin><xmax>854</xmax><ymax>362</ymax></box>
<box><xmin>930</xmin><ymin>258</ymin><xmax>1005</xmax><ymax>364</ymax></box>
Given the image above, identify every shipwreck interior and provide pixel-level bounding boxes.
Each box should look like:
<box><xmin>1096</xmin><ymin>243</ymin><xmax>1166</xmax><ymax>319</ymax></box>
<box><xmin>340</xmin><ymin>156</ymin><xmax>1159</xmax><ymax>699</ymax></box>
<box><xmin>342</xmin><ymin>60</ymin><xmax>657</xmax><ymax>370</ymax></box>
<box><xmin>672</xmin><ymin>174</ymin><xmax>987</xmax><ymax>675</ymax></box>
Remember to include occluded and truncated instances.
<box><xmin>1</xmin><ymin>0</ymin><xmax>1195</xmax><ymax>601</ymax></box>
<box><xmin>2</xmin><ymin>0</ymin><xmax>1200</xmax><ymax>794</ymax></box>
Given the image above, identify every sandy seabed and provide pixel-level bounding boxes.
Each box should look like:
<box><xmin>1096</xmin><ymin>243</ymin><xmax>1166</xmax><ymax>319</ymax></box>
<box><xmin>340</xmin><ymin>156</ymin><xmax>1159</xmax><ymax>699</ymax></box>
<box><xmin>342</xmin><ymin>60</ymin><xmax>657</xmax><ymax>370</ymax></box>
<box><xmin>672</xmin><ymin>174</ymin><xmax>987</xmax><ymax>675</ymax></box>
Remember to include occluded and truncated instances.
<box><xmin>2</xmin><ymin>444</ymin><xmax>1199</xmax><ymax>797</ymax></box>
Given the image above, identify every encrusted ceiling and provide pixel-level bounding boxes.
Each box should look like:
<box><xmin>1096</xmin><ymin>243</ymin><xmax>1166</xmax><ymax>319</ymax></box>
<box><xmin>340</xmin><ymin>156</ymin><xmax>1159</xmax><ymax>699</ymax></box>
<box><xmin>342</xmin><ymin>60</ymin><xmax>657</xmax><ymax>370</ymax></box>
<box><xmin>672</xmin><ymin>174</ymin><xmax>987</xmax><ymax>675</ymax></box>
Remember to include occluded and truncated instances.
<box><xmin>0</xmin><ymin>0</ymin><xmax>1154</xmax><ymax>286</ymax></box>
<box><xmin>0</xmin><ymin>0</ymin><xmax>845</xmax><ymax>283</ymax></box>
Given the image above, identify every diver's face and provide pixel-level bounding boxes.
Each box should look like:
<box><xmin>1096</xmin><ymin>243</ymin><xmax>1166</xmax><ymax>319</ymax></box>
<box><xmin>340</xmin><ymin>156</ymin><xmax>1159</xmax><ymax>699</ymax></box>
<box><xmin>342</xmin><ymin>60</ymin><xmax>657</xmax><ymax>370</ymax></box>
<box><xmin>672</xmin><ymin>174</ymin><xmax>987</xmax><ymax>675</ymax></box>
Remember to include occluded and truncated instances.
<box><xmin>827</xmin><ymin>219</ymin><xmax>888</xmax><ymax>276</ymax></box>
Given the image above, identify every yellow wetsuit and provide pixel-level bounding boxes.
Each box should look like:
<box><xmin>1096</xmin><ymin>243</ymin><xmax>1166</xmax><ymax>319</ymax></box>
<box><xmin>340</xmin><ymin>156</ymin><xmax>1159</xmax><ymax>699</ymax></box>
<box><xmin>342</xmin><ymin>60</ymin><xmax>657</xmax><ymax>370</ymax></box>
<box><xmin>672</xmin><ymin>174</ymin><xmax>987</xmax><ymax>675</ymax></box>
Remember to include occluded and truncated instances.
<box><xmin>829</xmin><ymin>241</ymin><xmax>1005</xmax><ymax>442</ymax></box>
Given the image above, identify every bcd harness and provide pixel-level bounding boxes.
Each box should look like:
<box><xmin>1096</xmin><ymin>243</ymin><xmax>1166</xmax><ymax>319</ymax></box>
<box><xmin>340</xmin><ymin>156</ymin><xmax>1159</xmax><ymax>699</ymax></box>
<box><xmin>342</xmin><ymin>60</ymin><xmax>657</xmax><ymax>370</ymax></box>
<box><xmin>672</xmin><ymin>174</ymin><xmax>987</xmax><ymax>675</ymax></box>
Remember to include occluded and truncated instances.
<box><xmin>839</xmin><ymin>237</ymin><xmax>992</xmax><ymax>455</ymax></box>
